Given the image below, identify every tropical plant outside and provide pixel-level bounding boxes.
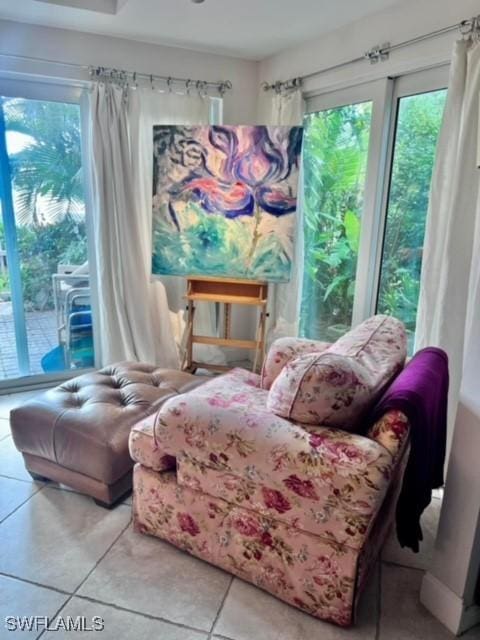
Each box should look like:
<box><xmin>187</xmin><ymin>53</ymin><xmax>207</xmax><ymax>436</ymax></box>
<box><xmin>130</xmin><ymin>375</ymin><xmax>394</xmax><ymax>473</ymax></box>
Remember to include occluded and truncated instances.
<box><xmin>300</xmin><ymin>102</ymin><xmax>372</xmax><ymax>341</ymax></box>
<box><xmin>376</xmin><ymin>90</ymin><xmax>447</xmax><ymax>347</ymax></box>
<box><xmin>0</xmin><ymin>97</ymin><xmax>87</xmax><ymax>311</ymax></box>
<box><xmin>300</xmin><ymin>90</ymin><xmax>446</xmax><ymax>346</ymax></box>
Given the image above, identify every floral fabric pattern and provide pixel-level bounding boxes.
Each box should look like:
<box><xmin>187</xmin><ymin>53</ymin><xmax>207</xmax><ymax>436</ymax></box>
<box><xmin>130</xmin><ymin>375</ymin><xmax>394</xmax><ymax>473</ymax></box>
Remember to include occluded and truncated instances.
<box><xmin>366</xmin><ymin>409</ymin><xmax>410</xmax><ymax>463</ymax></box>
<box><xmin>261</xmin><ymin>337</ymin><xmax>331</xmax><ymax>390</ymax></box>
<box><xmin>129</xmin><ymin>356</ymin><xmax>411</xmax><ymax>627</ymax></box>
<box><xmin>129</xmin><ymin>419</ymin><xmax>176</xmax><ymax>472</ymax></box>
<box><xmin>130</xmin><ymin>367</ymin><xmax>407</xmax><ymax>548</ymax></box>
<box><xmin>267</xmin><ymin>315</ymin><xmax>407</xmax><ymax>429</ymax></box>
<box><xmin>133</xmin><ymin>465</ymin><xmax>360</xmax><ymax>627</ymax></box>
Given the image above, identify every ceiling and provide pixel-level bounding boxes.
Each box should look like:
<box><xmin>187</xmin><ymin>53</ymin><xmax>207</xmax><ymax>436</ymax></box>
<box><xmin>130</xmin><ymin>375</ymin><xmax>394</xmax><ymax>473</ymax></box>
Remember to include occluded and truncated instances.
<box><xmin>0</xmin><ymin>0</ymin><xmax>402</xmax><ymax>60</ymax></box>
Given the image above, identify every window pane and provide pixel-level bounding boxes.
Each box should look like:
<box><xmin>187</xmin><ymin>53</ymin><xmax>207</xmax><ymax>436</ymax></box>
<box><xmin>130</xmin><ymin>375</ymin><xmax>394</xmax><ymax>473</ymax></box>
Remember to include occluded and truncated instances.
<box><xmin>376</xmin><ymin>89</ymin><xmax>447</xmax><ymax>351</ymax></box>
<box><xmin>0</xmin><ymin>97</ymin><xmax>94</xmax><ymax>380</ymax></box>
<box><xmin>300</xmin><ymin>101</ymin><xmax>372</xmax><ymax>341</ymax></box>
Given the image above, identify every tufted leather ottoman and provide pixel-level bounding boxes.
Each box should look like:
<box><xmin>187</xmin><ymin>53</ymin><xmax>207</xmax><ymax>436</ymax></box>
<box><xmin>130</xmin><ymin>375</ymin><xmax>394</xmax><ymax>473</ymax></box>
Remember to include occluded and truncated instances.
<box><xmin>10</xmin><ymin>362</ymin><xmax>206</xmax><ymax>507</ymax></box>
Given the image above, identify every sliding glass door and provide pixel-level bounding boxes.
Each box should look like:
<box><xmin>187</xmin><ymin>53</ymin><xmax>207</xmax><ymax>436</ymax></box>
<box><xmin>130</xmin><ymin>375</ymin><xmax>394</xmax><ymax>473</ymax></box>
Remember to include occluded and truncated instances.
<box><xmin>0</xmin><ymin>81</ymin><xmax>96</xmax><ymax>384</ymax></box>
<box><xmin>300</xmin><ymin>100</ymin><xmax>373</xmax><ymax>340</ymax></box>
<box><xmin>301</xmin><ymin>69</ymin><xmax>448</xmax><ymax>349</ymax></box>
<box><xmin>376</xmin><ymin>80</ymin><xmax>447</xmax><ymax>351</ymax></box>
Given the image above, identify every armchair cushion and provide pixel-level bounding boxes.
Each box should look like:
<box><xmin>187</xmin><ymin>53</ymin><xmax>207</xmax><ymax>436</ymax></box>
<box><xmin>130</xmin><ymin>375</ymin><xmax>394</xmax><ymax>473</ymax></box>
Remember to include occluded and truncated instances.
<box><xmin>267</xmin><ymin>315</ymin><xmax>406</xmax><ymax>429</ymax></box>
<box><xmin>261</xmin><ymin>337</ymin><xmax>331</xmax><ymax>390</ymax></box>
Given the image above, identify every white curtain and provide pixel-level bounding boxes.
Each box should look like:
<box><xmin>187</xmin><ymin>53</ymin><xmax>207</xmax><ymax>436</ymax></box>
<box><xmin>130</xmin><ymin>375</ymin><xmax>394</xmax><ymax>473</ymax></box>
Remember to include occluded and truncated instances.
<box><xmin>86</xmin><ymin>83</ymin><xmax>176</xmax><ymax>366</ymax></box>
<box><xmin>415</xmin><ymin>38</ymin><xmax>480</xmax><ymax>445</ymax></box>
<box><xmin>260</xmin><ymin>88</ymin><xmax>305</xmax><ymax>343</ymax></box>
<box><xmin>86</xmin><ymin>83</ymin><xmax>223</xmax><ymax>367</ymax></box>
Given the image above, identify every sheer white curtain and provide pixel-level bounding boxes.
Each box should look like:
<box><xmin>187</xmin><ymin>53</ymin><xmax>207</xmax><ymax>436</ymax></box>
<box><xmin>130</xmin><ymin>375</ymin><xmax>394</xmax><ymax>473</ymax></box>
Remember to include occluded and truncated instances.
<box><xmin>415</xmin><ymin>38</ymin><xmax>480</xmax><ymax>443</ymax></box>
<box><xmin>86</xmin><ymin>83</ymin><xmax>223</xmax><ymax>367</ymax></box>
<box><xmin>86</xmin><ymin>83</ymin><xmax>176</xmax><ymax>366</ymax></box>
<box><xmin>260</xmin><ymin>88</ymin><xmax>305</xmax><ymax>343</ymax></box>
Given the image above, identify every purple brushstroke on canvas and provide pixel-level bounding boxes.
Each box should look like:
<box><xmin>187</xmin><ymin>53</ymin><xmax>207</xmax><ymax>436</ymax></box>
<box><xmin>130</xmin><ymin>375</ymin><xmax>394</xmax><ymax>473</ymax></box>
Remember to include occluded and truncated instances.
<box><xmin>163</xmin><ymin>125</ymin><xmax>303</xmax><ymax>223</ymax></box>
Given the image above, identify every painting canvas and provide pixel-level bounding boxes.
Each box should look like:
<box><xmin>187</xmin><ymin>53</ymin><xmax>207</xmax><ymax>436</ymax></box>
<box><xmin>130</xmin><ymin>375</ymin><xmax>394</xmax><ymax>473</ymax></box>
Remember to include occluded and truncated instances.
<box><xmin>151</xmin><ymin>125</ymin><xmax>303</xmax><ymax>282</ymax></box>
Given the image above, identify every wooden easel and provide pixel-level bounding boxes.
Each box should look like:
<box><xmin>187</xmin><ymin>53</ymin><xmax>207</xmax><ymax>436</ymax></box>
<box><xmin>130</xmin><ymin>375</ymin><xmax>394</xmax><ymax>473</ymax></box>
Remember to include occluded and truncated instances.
<box><xmin>182</xmin><ymin>276</ymin><xmax>268</xmax><ymax>374</ymax></box>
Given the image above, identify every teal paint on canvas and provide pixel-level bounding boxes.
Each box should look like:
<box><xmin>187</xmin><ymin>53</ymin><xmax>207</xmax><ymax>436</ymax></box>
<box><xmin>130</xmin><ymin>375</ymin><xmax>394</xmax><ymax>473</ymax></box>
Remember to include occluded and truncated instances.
<box><xmin>151</xmin><ymin>125</ymin><xmax>303</xmax><ymax>283</ymax></box>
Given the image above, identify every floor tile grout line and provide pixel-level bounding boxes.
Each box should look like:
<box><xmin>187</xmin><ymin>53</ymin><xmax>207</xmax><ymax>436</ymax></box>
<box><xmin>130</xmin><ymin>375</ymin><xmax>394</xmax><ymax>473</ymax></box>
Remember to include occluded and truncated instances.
<box><xmin>208</xmin><ymin>575</ymin><xmax>234</xmax><ymax>640</ymax></box>
<box><xmin>0</xmin><ymin>570</ymin><xmax>72</xmax><ymax>597</ymax></box>
<box><xmin>1</xmin><ymin>526</ymin><xmax>206</xmax><ymax>635</ymax></box>
<box><xmin>35</xmin><ymin>590</ymin><xmax>71</xmax><ymax>640</ymax></box>
<box><xmin>33</xmin><ymin>519</ymin><xmax>210</xmax><ymax>639</ymax></box>
<box><xmin>36</xmin><ymin>518</ymin><xmax>133</xmax><ymax>640</ymax></box>
<box><xmin>75</xmin><ymin>593</ymin><xmax>210</xmax><ymax>635</ymax></box>
<box><xmin>0</xmin><ymin>484</ymin><xmax>45</xmax><ymax>526</ymax></box>
<box><xmin>0</xmin><ymin>472</ymin><xmax>37</xmax><ymax>484</ymax></box>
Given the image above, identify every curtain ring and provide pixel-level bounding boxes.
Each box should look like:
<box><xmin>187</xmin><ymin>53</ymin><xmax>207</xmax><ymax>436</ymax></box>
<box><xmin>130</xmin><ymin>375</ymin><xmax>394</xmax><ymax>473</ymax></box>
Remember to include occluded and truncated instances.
<box><xmin>460</xmin><ymin>19</ymin><xmax>472</xmax><ymax>38</ymax></box>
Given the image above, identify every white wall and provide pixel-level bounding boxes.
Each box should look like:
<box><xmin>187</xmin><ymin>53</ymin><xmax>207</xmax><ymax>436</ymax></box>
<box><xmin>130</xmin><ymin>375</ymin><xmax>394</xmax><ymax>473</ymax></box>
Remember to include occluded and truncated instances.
<box><xmin>0</xmin><ymin>18</ymin><xmax>258</xmax><ymax>124</ymax></box>
<box><xmin>259</xmin><ymin>0</ymin><xmax>480</xmax><ymax>98</ymax></box>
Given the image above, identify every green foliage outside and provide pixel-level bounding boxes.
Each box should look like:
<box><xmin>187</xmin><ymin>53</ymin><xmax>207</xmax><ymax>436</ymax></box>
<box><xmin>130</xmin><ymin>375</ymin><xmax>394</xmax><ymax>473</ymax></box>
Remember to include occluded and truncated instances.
<box><xmin>376</xmin><ymin>91</ymin><xmax>447</xmax><ymax>343</ymax></box>
<box><xmin>300</xmin><ymin>102</ymin><xmax>371</xmax><ymax>341</ymax></box>
<box><xmin>300</xmin><ymin>90</ymin><xmax>446</xmax><ymax>345</ymax></box>
<box><xmin>4</xmin><ymin>98</ymin><xmax>84</xmax><ymax>226</ymax></box>
<box><xmin>0</xmin><ymin>98</ymin><xmax>87</xmax><ymax>311</ymax></box>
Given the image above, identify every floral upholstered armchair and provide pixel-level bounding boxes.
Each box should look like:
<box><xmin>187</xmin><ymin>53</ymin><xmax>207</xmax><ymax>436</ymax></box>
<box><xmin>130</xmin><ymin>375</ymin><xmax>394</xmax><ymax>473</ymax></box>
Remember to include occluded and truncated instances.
<box><xmin>129</xmin><ymin>315</ymin><xmax>410</xmax><ymax>626</ymax></box>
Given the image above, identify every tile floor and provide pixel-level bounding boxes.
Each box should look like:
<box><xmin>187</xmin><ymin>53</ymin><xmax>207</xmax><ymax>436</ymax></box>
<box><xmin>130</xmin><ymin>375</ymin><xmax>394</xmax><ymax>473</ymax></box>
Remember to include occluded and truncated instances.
<box><xmin>0</xmin><ymin>391</ymin><xmax>479</xmax><ymax>640</ymax></box>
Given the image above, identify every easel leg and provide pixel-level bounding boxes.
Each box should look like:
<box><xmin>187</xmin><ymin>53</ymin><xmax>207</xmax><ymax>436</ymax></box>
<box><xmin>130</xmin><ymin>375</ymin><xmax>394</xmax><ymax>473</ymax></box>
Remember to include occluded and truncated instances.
<box><xmin>253</xmin><ymin>309</ymin><xmax>267</xmax><ymax>373</ymax></box>
<box><xmin>183</xmin><ymin>301</ymin><xmax>196</xmax><ymax>372</ymax></box>
<box><xmin>224</xmin><ymin>303</ymin><xmax>231</xmax><ymax>339</ymax></box>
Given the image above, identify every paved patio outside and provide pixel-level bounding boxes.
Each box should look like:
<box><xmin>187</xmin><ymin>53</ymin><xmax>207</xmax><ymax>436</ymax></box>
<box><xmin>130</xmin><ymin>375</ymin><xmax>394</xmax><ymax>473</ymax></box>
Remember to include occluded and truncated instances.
<box><xmin>0</xmin><ymin>302</ymin><xmax>59</xmax><ymax>380</ymax></box>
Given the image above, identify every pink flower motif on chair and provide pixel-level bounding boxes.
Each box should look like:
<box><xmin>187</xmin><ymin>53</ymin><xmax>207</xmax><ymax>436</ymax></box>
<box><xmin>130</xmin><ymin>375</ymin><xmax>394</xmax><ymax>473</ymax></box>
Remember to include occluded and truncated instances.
<box><xmin>232</xmin><ymin>514</ymin><xmax>262</xmax><ymax>537</ymax></box>
<box><xmin>207</xmin><ymin>393</ymin><xmax>250</xmax><ymax>408</ymax></box>
<box><xmin>261</xmin><ymin>487</ymin><xmax>292</xmax><ymax>514</ymax></box>
<box><xmin>283</xmin><ymin>474</ymin><xmax>319</xmax><ymax>500</ymax></box>
<box><xmin>309</xmin><ymin>433</ymin><xmax>325</xmax><ymax>449</ymax></box>
<box><xmin>177</xmin><ymin>512</ymin><xmax>200</xmax><ymax>536</ymax></box>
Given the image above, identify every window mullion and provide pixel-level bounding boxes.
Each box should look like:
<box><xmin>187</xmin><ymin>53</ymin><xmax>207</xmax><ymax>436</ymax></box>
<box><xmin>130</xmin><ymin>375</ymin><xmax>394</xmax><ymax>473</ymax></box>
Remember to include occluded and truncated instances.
<box><xmin>351</xmin><ymin>78</ymin><xmax>394</xmax><ymax>326</ymax></box>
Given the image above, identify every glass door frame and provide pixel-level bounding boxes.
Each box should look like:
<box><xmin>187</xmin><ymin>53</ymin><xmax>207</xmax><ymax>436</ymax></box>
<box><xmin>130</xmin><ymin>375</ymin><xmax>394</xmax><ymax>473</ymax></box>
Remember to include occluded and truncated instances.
<box><xmin>372</xmin><ymin>66</ymin><xmax>450</xmax><ymax>321</ymax></box>
<box><xmin>0</xmin><ymin>76</ymin><xmax>100</xmax><ymax>393</ymax></box>
<box><xmin>304</xmin><ymin>65</ymin><xmax>450</xmax><ymax>333</ymax></box>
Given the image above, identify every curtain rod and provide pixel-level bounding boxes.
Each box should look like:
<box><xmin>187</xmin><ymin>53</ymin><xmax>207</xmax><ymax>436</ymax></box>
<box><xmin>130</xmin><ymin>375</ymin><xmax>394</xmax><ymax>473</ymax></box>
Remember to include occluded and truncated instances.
<box><xmin>0</xmin><ymin>51</ymin><xmax>233</xmax><ymax>95</ymax></box>
<box><xmin>263</xmin><ymin>14</ymin><xmax>480</xmax><ymax>93</ymax></box>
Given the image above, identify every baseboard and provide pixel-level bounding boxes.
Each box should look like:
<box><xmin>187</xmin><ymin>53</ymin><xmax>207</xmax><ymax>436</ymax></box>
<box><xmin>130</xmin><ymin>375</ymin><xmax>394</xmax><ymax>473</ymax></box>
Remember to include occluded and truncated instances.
<box><xmin>421</xmin><ymin>572</ymin><xmax>480</xmax><ymax>635</ymax></box>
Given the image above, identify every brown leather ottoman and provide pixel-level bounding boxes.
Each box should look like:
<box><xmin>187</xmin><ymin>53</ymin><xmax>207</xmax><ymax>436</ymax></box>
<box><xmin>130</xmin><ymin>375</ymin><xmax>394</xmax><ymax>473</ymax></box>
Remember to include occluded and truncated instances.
<box><xmin>10</xmin><ymin>362</ymin><xmax>205</xmax><ymax>507</ymax></box>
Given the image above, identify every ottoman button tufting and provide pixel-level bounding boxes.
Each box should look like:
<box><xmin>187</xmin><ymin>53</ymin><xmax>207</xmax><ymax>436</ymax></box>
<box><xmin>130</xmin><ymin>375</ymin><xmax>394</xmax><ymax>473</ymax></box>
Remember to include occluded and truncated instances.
<box><xmin>9</xmin><ymin>361</ymin><xmax>208</xmax><ymax>507</ymax></box>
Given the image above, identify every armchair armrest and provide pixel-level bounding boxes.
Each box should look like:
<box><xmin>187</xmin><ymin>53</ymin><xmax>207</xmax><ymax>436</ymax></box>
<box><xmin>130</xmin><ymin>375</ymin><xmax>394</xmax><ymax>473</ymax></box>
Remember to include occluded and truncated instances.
<box><xmin>261</xmin><ymin>337</ymin><xmax>332</xmax><ymax>390</ymax></box>
<box><xmin>155</xmin><ymin>391</ymin><xmax>399</xmax><ymax>546</ymax></box>
<box><xmin>367</xmin><ymin>409</ymin><xmax>410</xmax><ymax>463</ymax></box>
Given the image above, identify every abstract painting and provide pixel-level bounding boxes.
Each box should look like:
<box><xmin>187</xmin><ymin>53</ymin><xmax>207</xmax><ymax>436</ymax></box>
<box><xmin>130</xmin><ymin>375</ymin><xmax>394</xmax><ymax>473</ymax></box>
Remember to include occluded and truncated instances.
<box><xmin>151</xmin><ymin>125</ymin><xmax>303</xmax><ymax>282</ymax></box>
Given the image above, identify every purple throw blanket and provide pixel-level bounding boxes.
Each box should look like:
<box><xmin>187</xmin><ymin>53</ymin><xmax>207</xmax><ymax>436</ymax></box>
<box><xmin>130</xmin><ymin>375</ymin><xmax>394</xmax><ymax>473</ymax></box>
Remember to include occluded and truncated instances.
<box><xmin>370</xmin><ymin>347</ymin><xmax>448</xmax><ymax>552</ymax></box>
